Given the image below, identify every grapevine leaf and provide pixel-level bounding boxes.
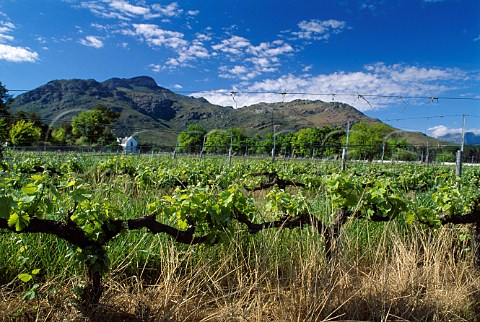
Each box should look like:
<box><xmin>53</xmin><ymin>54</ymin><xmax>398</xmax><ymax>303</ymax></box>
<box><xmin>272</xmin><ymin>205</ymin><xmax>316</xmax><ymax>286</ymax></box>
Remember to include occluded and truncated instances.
<box><xmin>177</xmin><ymin>219</ymin><xmax>189</xmax><ymax>230</ymax></box>
<box><xmin>18</xmin><ymin>273</ymin><xmax>33</xmax><ymax>283</ymax></box>
<box><xmin>21</xmin><ymin>184</ymin><xmax>38</xmax><ymax>195</ymax></box>
<box><xmin>8</xmin><ymin>213</ymin><xmax>30</xmax><ymax>231</ymax></box>
<box><xmin>31</xmin><ymin>174</ymin><xmax>44</xmax><ymax>182</ymax></box>
<box><xmin>19</xmin><ymin>194</ymin><xmax>36</xmax><ymax>204</ymax></box>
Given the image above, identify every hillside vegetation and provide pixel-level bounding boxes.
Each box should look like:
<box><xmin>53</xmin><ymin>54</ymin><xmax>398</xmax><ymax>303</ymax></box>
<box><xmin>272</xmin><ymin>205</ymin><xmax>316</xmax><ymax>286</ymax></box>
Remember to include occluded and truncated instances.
<box><xmin>11</xmin><ymin>76</ymin><xmax>441</xmax><ymax>146</ymax></box>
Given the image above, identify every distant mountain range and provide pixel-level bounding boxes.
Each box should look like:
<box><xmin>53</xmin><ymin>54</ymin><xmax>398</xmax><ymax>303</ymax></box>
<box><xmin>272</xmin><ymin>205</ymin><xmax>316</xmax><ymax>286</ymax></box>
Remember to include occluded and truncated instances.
<box><xmin>10</xmin><ymin>76</ymin><xmax>443</xmax><ymax>146</ymax></box>
<box><xmin>437</xmin><ymin>132</ymin><xmax>480</xmax><ymax>146</ymax></box>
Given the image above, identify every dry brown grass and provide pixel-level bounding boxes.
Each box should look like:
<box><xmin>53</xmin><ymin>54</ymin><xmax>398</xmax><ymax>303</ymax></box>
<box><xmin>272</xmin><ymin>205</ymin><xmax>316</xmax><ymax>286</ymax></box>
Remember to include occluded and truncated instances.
<box><xmin>2</xmin><ymin>223</ymin><xmax>480</xmax><ymax>321</ymax></box>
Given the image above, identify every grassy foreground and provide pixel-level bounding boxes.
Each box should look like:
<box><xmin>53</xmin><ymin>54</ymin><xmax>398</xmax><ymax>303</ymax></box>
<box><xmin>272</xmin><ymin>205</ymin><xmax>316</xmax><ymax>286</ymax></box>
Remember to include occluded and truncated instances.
<box><xmin>1</xmin><ymin>222</ymin><xmax>479</xmax><ymax>321</ymax></box>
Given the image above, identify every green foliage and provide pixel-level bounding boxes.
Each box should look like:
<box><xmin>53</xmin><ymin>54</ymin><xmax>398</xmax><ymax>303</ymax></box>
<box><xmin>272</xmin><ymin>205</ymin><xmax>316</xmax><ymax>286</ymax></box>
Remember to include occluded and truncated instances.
<box><xmin>177</xmin><ymin>125</ymin><xmax>207</xmax><ymax>153</ymax></box>
<box><xmin>9</xmin><ymin>120</ymin><xmax>42</xmax><ymax>146</ymax></box>
<box><xmin>205</xmin><ymin>129</ymin><xmax>230</xmax><ymax>154</ymax></box>
<box><xmin>1</xmin><ymin>152</ymin><xmax>480</xmax><ymax>306</ymax></box>
<box><xmin>291</xmin><ymin>126</ymin><xmax>343</xmax><ymax>157</ymax></box>
<box><xmin>432</xmin><ymin>178</ymin><xmax>476</xmax><ymax>217</ymax></box>
<box><xmin>4</xmin><ymin>174</ymin><xmax>55</xmax><ymax>231</ymax></box>
<box><xmin>18</xmin><ymin>268</ymin><xmax>41</xmax><ymax>301</ymax></box>
<box><xmin>348</xmin><ymin>121</ymin><xmax>394</xmax><ymax>160</ymax></box>
<box><xmin>0</xmin><ymin>117</ymin><xmax>8</xmax><ymax>142</ymax></box>
<box><xmin>0</xmin><ymin>81</ymin><xmax>12</xmax><ymax>120</ymax></box>
<box><xmin>265</xmin><ymin>188</ymin><xmax>309</xmax><ymax>218</ymax></box>
<box><xmin>71</xmin><ymin>104</ymin><xmax>119</xmax><ymax>145</ymax></box>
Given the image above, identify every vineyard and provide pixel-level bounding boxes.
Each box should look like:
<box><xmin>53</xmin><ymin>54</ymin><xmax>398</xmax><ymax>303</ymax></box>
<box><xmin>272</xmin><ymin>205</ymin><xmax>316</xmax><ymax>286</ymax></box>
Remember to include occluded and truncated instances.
<box><xmin>1</xmin><ymin>150</ymin><xmax>480</xmax><ymax>321</ymax></box>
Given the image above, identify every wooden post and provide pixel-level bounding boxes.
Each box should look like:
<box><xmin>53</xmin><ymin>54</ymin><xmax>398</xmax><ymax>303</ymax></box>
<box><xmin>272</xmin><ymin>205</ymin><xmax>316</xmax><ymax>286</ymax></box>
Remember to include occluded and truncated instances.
<box><xmin>456</xmin><ymin>150</ymin><xmax>463</xmax><ymax>177</ymax></box>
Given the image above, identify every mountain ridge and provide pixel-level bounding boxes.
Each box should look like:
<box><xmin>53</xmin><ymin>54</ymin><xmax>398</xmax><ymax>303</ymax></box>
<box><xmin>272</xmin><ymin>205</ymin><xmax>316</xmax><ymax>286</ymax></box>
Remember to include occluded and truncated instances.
<box><xmin>10</xmin><ymin>76</ymin><xmax>441</xmax><ymax>146</ymax></box>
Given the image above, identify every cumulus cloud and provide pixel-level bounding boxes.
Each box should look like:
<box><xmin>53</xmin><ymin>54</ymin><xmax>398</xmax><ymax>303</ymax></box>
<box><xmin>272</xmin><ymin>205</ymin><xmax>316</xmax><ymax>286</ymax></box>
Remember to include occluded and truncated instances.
<box><xmin>0</xmin><ymin>43</ymin><xmax>39</xmax><ymax>62</ymax></box>
<box><xmin>427</xmin><ymin>125</ymin><xmax>480</xmax><ymax>138</ymax></box>
<box><xmin>427</xmin><ymin>125</ymin><xmax>461</xmax><ymax>137</ymax></box>
<box><xmin>193</xmin><ymin>63</ymin><xmax>470</xmax><ymax>110</ymax></box>
<box><xmin>79</xmin><ymin>35</ymin><xmax>104</xmax><ymax>48</ymax></box>
<box><xmin>0</xmin><ymin>18</ymin><xmax>39</xmax><ymax>62</ymax></box>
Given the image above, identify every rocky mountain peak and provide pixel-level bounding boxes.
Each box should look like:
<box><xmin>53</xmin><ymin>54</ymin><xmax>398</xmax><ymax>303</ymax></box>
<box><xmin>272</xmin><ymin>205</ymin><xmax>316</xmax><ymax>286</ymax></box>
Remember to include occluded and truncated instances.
<box><xmin>103</xmin><ymin>76</ymin><xmax>162</xmax><ymax>91</ymax></box>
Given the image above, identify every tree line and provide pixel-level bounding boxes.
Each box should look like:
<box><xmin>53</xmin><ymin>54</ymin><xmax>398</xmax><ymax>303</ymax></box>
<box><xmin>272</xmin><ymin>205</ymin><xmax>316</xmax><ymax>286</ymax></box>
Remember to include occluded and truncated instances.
<box><xmin>0</xmin><ymin>82</ymin><xmax>119</xmax><ymax>147</ymax></box>
<box><xmin>175</xmin><ymin>123</ymin><xmax>480</xmax><ymax>162</ymax></box>
<box><xmin>2</xmin><ymin>81</ymin><xmax>478</xmax><ymax>161</ymax></box>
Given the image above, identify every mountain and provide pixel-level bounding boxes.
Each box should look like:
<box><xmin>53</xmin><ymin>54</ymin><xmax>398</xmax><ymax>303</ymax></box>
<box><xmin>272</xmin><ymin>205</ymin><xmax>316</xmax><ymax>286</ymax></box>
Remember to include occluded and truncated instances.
<box><xmin>437</xmin><ymin>132</ymin><xmax>480</xmax><ymax>146</ymax></box>
<box><xmin>10</xmin><ymin>76</ymin><xmax>437</xmax><ymax>146</ymax></box>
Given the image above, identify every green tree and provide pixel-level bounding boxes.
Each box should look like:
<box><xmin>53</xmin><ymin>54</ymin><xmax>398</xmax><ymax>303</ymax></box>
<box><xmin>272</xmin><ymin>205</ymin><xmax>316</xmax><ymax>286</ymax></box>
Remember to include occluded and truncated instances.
<box><xmin>177</xmin><ymin>125</ymin><xmax>207</xmax><ymax>153</ymax></box>
<box><xmin>0</xmin><ymin>82</ymin><xmax>13</xmax><ymax>150</ymax></box>
<box><xmin>0</xmin><ymin>118</ymin><xmax>8</xmax><ymax>143</ymax></box>
<box><xmin>9</xmin><ymin>120</ymin><xmax>42</xmax><ymax>146</ymax></box>
<box><xmin>274</xmin><ymin>131</ymin><xmax>295</xmax><ymax>157</ymax></box>
<box><xmin>72</xmin><ymin>104</ymin><xmax>119</xmax><ymax>145</ymax></box>
<box><xmin>230</xmin><ymin>128</ymin><xmax>247</xmax><ymax>154</ymax></box>
<box><xmin>50</xmin><ymin>122</ymin><xmax>73</xmax><ymax>145</ymax></box>
<box><xmin>0</xmin><ymin>81</ymin><xmax>13</xmax><ymax>120</ymax></box>
<box><xmin>292</xmin><ymin>127</ymin><xmax>343</xmax><ymax>158</ymax></box>
<box><xmin>51</xmin><ymin>127</ymin><xmax>67</xmax><ymax>145</ymax></box>
<box><xmin>204</xmin><ymin>129</ymin><xmax>229</xmax><ymax>154</ymax></box>
<box><xmin>14</xmin><ymin>111</ymin><xmax>49</xmax><ymax>141</ymax></box>
<box><xmin>348</xmin><ymin>122</ymin><xmax>393</xmax><ymax>160</ymax></box>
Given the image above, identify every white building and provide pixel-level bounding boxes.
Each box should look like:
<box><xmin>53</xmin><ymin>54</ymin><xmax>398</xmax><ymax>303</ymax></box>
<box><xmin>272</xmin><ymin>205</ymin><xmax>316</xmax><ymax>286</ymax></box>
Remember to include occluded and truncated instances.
<box><xmin>119</xmin><ymin>136</ymin><xmax>138</xmax><ymax>153</ymax></box>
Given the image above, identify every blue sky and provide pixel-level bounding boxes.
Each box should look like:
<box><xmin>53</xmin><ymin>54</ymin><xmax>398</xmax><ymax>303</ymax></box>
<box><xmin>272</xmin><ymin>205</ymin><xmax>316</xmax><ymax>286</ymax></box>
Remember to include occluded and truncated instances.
<box><xmin>0</xmin><ymin>0</ymin><xmax>479</xmax><ymax>138</ymax></box>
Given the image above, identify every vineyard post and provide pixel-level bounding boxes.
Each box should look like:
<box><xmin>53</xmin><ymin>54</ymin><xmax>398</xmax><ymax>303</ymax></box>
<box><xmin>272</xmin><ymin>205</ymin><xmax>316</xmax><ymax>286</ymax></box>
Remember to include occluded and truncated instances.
<box><xmin>426</xmin><ymin>142</ymin><xmax>429</xmax><ymax>166</ymax></box>
<box><xmin>199</xmin><ymin>134</ymin><xmax>206</xmax><ymax>159</ymax></box>
<box><xmin>456</xmin><ymin>150</ymin><xmax>463</xmax><ymax>177</ymax></box>
<box><xmin>381</xmin><ymin>142</ymin><xmax>385</xmax><ymax>163</ymax></box>
<box><xmin>228</xmin><ymin>130</ymin><xmax>233</xmax><ymax>165</ymax></box>
<box><xmin>341</xmin><ymin>122</ymin><xmax>350</xmax><ymax>171</ymax></box>
<box><xmin>456</xmin><ymin>115</ymin><xmax>466</xmax><ymax>177</ymax></box>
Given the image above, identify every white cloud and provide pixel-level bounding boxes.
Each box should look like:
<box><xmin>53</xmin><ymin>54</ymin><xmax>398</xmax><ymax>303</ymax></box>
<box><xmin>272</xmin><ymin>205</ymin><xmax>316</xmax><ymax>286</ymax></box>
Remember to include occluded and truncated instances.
<box><xmin>0</xmin><ymin>43</ymin><xmax>39</xmax><ymax>62</ymax></box>
<box><xmin>365</xmin><ymin>62</ymin><xmax>465</xmax><ymax>82</ymax></box>
<box><xmin>132</xmin><ymin>26</ymin><xmax>210</xmax><ymax>70</ymax></box>
<box><xmin>132</xmin><ymin>23</ymin><xmax>186</xmax><ymax>49</ymax></box>
<box><xmin>0</xmin><ymin>18</ymin><xmax>39</xmax><ymax>62</ymax></box>
<box><xmin>211</xmin><ymin>35</ymin><xmax>294</xmax><ymax>80</ymax></box>
<box><xmin>165</xmin><ymin>42</ymin><xmax>210</xmax><ymax>67</ymax></box>
<box><xmin>427</xmin><ymin>125</ymin><xmax>460</xmax><ymax>137</ymax></box>
<box><xmin>0</xmin><ymin>21</ymin><xmax>15</xmax><ymax>42</ymax></box>
<box><xmin>151</xmin><ymin>3</ymin><xmax>183</xmax><ymax>17</ymax></box>
<box><xmin>108</xmin><ymin>0</ymin><xmax>149</xmax><ymax>16</ymax></box>
<box><xmin>427</xmin><ymin>125</ymin><xmax>480</xmax><ymax>138</ymax></box>
<box><xmin>79</xmin><ymin>35</ymin><xmax>104</xmax><ymax>48</ymax></box>
<box><xmin>78</xmin><ymin>0</ymin><xmax>183</xmax><ymax>20</ymax></box>
<box><xmin>212</xmin><ymin>35</ymin><xmax>251</xmax><ymax>55</ymax></box>
<box><xmin>193</xmin><ymin>63</ymin><xmax>470</xmax><ymax>110</ymax></box>
<box><xmin>293</xmin><ymin>19</ymin><xmax>347</xmax><ymax>41</ymax></box>
<box><xmin>247</xmin><ymin>41</ymin><xmax>294</xmax><ymax>58</ymax></box>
